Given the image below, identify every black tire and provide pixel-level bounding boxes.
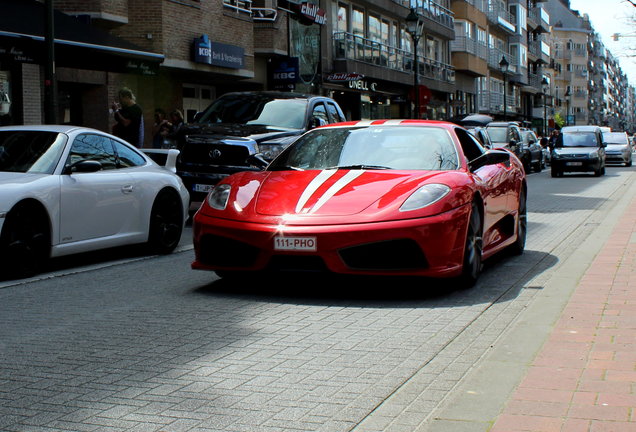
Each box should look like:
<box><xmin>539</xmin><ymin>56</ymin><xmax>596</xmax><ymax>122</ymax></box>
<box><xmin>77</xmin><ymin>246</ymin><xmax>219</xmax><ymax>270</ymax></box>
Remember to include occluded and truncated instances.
<box><xmin>0</xmin><ymin>203</ymin><xmax>50</xmax><ymax>279</ymax></box>
<box><xmin>457</xmin><ymin>203</ymin><xmax>483</xmax><ymax>288</ymax></box>
<box><xmin>509</xmin><ymin>188</ymin><xmax>527</xmax><ymax>256</ymax></box>
<box><xmin>551</xmin><ymin>167</ymin><xmax>561</xmax><ymax>178</ymax></box>
<box><xmin>626</xmin><ymin>160</ymin><xmax>632</xmax><ymax>167</ymax></box>
<box><xmin>147</xmin><ymin>189</ymin><xmax>184</xmax><ymax>254</ymax></box>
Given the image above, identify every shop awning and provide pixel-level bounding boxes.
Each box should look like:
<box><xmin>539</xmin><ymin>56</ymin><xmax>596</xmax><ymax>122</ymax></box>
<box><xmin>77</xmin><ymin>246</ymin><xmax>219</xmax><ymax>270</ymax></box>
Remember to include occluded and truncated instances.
<box><xmin>0</xmin><ymin>0</ymin><xmax>164</xmax><ymax>73</ymax></box>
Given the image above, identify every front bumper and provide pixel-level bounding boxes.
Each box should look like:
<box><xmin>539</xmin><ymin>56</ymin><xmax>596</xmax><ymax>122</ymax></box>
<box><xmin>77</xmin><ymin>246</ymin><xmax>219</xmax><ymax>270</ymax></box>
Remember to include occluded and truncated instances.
<box><xmin>551</xmin><ymin>157</ymin><xmax>602</xmax><ymax>173</ymax></box>
<box><xmin>191</xmin><ymin>204</ymin><xmax>471</xmax><ymax>278</ymax></box>
<box><xmin>605</xmin><ymin>152</ymin><xmax>631</xmax><ymax>165</ymax></box>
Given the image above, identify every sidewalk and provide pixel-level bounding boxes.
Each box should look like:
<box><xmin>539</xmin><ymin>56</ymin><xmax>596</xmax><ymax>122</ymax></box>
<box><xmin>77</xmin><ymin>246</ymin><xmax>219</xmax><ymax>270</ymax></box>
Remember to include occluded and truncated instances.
<box><xmin>490</xmin><ymin>194</ymin><xmax>636</xmax><ymax>431</ymax></box>
<box><xmin>418</xmin><ymin>174</ymin><xmax>636</xmax><ymax>432</ymax></box>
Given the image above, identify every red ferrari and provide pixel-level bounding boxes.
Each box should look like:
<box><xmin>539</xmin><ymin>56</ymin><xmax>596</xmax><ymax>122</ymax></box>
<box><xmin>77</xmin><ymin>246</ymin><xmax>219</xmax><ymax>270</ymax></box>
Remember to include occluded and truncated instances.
<box><xmin>192</xmin><ymin>120</ymin><xmax>526</xmax><ymax>286</ymax></box>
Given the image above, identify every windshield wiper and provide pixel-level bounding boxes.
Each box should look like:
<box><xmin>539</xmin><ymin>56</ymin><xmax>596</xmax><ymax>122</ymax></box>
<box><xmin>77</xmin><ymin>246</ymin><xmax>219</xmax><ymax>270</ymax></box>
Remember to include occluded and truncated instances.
<box><xmin>326</xmin><ymin>164</ymin><xmax>390</xmax><ymax>170</ymax></box>
<box><xmin>268</xmin><ymin>165</ymin><xmax>304</xmax><ymax>171</ymax></box>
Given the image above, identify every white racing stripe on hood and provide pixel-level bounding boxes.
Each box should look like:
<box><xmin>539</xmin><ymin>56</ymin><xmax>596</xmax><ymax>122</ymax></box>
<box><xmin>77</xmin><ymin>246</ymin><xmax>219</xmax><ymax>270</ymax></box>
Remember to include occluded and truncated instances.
<box><xmin>308</xmin><ymin>170</ymin><xmax>365</xmax><ymax>214</ymax></box>
<box><xmin>295</xmin><ymin>169</ymin><xmax>337</xmax><ymax>213</ymax></box>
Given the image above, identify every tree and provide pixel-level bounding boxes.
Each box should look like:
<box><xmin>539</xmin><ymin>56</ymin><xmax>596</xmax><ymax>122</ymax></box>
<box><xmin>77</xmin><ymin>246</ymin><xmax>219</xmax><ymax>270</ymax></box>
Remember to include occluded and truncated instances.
<box><xmin>554</xmin><ymin>112</ymin><xmax>565</xmax><ymax>129</ymax></box>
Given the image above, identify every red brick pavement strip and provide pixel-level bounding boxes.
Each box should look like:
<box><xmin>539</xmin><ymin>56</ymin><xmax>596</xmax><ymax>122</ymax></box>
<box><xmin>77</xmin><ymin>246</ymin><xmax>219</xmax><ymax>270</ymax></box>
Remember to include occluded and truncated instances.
<box><xmin>490</xmin><ymin>196</ymin><xmax>636</xmax><ymax>432</ymax></box>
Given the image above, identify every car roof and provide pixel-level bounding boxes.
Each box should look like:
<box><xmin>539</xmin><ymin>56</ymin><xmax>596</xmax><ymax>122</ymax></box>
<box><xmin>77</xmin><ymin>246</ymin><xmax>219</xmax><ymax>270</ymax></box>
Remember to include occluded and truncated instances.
<box><xmin>486</xmin><ymin>121</ymin><xmax>520</xmax><ymax>127</ymax></box>
<box><xmin>0</xmin><ymin>125</ymin><xmax>94</xmax><ymax>134</ymax></box>
<box><xmin>561</xmin><ymin>125</ymin><xmax>602</xmax><ymax>133</ymax></box>
<box><xmin>317</xmin><ymin>119</ymin><xmax>457</xmax><ymax>130</ymax></box>
<box><xmin>219</xmin><ymin>91</ymin><xmax>327</xmax><ymax>100</ymax></box>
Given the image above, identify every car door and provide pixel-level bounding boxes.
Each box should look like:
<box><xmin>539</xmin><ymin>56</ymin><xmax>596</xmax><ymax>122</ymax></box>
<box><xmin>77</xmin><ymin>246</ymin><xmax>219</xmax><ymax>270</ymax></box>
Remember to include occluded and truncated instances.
<box><xmin>456</xmin><ymin>129</ymin><xmax>510</xmax><ymax>240</ymax></box>
<box><xmin>59</xmin><ymin>133</ymin><xmax>137</xmax><ymax>245</ymax></box>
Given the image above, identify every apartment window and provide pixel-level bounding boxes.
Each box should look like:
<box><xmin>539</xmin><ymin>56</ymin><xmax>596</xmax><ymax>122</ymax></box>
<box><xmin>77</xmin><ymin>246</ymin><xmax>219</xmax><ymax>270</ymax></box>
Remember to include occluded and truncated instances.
<box><xmin>223</xmin><ymin>0</ymin><xmax>252</xmax><ymax>14</ymax></box>
<box><xmin>352</xmin><ymin>7</ymin><xmax>364</xmax><ymax>37</ymax></box>
<box><xmin>368</xmin><ymin>14</ymin><xmax>381</xmax><ymax>42</ymax></box>
<box><xmin>334</xmin><ymin>3</ymin><xmax>348</xmax><ymax>32</ymax></box>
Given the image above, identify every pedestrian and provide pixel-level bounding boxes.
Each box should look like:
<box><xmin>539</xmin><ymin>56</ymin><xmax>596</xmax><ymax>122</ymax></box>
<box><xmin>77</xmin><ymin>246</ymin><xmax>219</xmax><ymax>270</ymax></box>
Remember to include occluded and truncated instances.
<box><xmin>169</xmin><ymin>109</ymin><xmax>184</xmax><ymax>135</ymax></box>
<box><xmin>111</xmin><ymin>87</ymin><xmax>144</xmax><ymax>147</ymax></box>
<box><xmin>151</xmin><ymin>108</ymin><xmax>172</xmax><ymax>149</ymax></box>
<box><xmin>548</xmin><ymin>128</ymin><xmax>560</xmax><ymax>150</ymax></box>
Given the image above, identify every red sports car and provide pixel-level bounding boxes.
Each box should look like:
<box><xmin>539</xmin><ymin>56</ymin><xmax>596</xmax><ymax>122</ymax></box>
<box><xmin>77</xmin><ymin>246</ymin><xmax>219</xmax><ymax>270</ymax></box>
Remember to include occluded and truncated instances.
<box><xmin>192</xmin><ymin>120</ymin><xmax>526</xmax><ymax>286</ymax></box>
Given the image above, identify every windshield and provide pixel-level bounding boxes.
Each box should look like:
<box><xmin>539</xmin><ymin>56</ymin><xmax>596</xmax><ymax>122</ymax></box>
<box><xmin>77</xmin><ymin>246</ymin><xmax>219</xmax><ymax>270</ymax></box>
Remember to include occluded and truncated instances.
<box><xmin>486</xmin><ymin>127</ymin><xmax>508</xmax><ymax>143</ymax></box>
<box><xmin>0</xmin><ymin>131</ymin><xmax>66</xmax><ymax>174</ymax></box>
<box><xmin>268</xmin><ymin>126</ymin><xmax>460</xmax><ymax>171</ymax></box>
<box><xmin>521</xmin><ymin>131</ymin><xmax>537</xmax><ymax>144</ymax></box>
<box><xmin>196</xmin><ymin>94</ymin><xmax>308</xmax><ymax>129</ymax></box>
<box><xmin>558</xmin><ymin>132</ymin><xmax>599</xmax><ymax>148</ymax></box>
<box><xmin>603</xmin><ymin>132</ymin><xmax>628</xmax><ymax>145</ymax></box>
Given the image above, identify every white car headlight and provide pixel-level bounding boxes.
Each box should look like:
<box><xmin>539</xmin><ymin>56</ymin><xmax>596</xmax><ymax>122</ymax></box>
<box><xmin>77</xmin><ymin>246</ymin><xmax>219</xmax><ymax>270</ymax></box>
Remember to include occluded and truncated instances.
<box><xmin>400</xmin><ymin>184</ymin><xmax>451</xmax><ymax>212</ymax></box>
<box><xmin>207</xmin><ymin>184</ymin><xmax>231</xmax><ymax>210</ymax></box>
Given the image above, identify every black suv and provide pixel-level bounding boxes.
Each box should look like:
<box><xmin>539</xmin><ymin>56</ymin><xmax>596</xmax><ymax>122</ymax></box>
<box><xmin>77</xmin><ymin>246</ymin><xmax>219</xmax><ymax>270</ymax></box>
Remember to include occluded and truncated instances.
<box><xmin>485</xmin><ymin>121</ymin><xmax>525</xmax><ymax>164</ymax></box>
<box><xmin>551</xmin><ymin>126</ymin><xmax>606</xmax><ymax>177</ymax></box>
<box><xmin>175</xmin><ymin>91</ymin><xmax>346</xmax><ymax>208</ymax></box>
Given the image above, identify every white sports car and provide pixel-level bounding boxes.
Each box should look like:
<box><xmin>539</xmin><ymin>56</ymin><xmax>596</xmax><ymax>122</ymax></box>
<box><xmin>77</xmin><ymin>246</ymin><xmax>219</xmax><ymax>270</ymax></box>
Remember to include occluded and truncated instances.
<box><xmin>0</xmin><ymin>125</ymin><xmax>190</xmax><ymax>278</ymax></box>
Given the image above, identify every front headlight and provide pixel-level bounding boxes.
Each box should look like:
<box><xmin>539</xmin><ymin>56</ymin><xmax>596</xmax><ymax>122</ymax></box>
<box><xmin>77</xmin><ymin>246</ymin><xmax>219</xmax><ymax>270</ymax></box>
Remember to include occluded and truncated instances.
<box><xmin>589</xmin><ymin>151</ymin><xmax>599</xmax><ymax>159</ymax></box>
<box><xmin>400</xmin><ymin>184</ymin><xmax>451</xmax><ymax>212</ymax></box>
<box><xmin>207</xmin><ymin>184</ymin><xmax>231</xmax><ymax>210</ymax></box>
<box><xmin>258</xmin><ymin>136</ymin><xmax>298</xmax><ymax>161</ymax></box>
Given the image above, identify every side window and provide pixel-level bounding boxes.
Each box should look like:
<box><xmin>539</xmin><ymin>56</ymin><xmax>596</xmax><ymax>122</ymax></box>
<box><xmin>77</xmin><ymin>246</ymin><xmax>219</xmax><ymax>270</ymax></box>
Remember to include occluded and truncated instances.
<box><xmin>511</xmin><ymin>128</ymin><xmax>521</xmax><ymax>142</ymax></box>
<box><xmin>311</xmin><ymin>103</ymin><xmax>329</xmax><ymax>125</ymax></box>
<box><xmin>68</xmin><ymin>134</ymin><xmax>117</xmax><ymax>170</ymax></box>
<box><xmin>326</xmin><ymin>102</ymin><xmax>345</xmax><ymax>123</ymax></box>
<box><xmin>455</xmin><ymin>128</ymin><xmax>485</xmax><ymax>162</ymax></box>
<box><xmin>112</xmin><ymin>140</ymin><xmax>146</xmax><ymax>168</ymax></box>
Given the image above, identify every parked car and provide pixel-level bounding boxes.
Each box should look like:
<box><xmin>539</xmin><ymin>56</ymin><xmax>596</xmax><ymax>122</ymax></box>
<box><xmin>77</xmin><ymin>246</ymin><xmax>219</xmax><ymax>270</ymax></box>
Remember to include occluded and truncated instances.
<box><xmin>467</xmin><ymin>126</ymin><xmax>493</xmax><ymax>149</ymax></box>
<box><xmin>602</xmin><ymin>131</ymin><xmax>632</xmax><ymax>167</ymax></box>
<box><xmin>175</xmin><ymin>91</ymin><xmax>346</xmax><ymax>210</ymax></box>
<box><xmin>519</xmin><ymin>129</ymin><xmax>545</xmax><ymax>172</ymax></box>
<box><xmin>192</xmin><ymin>120</ymin><xmax>527</xmax><ymax>287</ymax></box>
<box><xmin>0</xmin><ymin>125</ymin><xmax>190</xmax><ymax>279</ymax></box>
<box><xmin>485</xmin><ymin>121</ymin><xmax>525</xmax><ymax>165</ymax></box>
<box><xmin>551</xmin><ymin>125</ymin><xmax>606</xmax><ymax>177</ymax></box>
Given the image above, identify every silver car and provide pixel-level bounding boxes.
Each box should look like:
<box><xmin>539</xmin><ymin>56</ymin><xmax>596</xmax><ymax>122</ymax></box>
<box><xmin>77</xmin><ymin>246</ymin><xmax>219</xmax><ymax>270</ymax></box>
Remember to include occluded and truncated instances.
<box><xmin>603</xmin><ymin>131</ymin><xmax>632</xmax><ymax>167</ymax></box>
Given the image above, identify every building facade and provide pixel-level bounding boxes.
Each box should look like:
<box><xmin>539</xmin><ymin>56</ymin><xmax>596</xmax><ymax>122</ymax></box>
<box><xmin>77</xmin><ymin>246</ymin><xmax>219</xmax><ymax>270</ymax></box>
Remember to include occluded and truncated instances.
<box><xmin>0</xmin><ymin>0</ymin><xmax>634</xmax><ymax>142</ymax></box>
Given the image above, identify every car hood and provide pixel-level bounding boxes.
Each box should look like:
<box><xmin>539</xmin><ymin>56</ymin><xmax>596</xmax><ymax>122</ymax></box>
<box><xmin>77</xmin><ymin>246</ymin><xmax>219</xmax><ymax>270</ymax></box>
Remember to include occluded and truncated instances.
<box><xmin>181</xmin><ymin>123</ymin><xmax>302</xmax><ymax>143</ymax></box>
<box><xmin>210</xmin><ymin>169</ymin><xmax>468</xmax><ymax>224</ymax></box>
<box><xmin>0</xmin><ymin>171</ymin><xmax>49</xmax><ymax>185</ymax></box>
<box><xmin>553</xmin><ymin>147</ymin><xmax>599</xmax><ymax>155</ymax></box>
<box><xmin>606</xmin><ymin>144</ymin><xmax>630</xmax><ymax>151</ymax></box>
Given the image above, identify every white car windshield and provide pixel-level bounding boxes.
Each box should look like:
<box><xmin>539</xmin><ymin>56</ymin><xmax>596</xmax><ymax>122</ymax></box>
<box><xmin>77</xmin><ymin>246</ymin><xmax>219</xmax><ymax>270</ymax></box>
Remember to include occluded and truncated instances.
<box><xmin>558</xmin><ymin>133</ymin><xmax>599</xmax><ymax>148</ymax></box>
<box><xmin>268</xmin><ymin>126</ymin><xmax>460</xmax><ymax>171</ymax></box>
<box><xmin>0</xmin><ymin>131</ymin><xmax>67</xmax><ymax>174</ymax></box>
<box><xmin>603</xmin><ymin>132</ymin><xmax>628</xmax><ymax>145</ymax></box>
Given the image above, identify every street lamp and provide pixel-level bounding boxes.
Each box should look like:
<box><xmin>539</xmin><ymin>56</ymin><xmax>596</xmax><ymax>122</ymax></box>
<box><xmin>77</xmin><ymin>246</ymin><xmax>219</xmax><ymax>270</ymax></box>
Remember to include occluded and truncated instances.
<box><xmin>541</xmin><ymin>77</ymin><xmax>549</xmax><ymax>136</ymax></box>
<box><xmin>406</xmin><ymin>8</ymin><xmax>423</xmax><ymax>119</ymax></box>
<box><xmin>564</xmin><ymin>87</ymin><xmax>571</xmax><ymax>126</ymax></box>
<box><xmin>499</xmin><ymin>55</ymin><xmax>510</xmax><ymax>121</ymax></box>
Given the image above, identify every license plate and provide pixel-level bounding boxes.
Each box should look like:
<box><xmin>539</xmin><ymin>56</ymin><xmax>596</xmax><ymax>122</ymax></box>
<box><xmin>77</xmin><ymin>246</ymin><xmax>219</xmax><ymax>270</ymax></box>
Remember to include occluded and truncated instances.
<box><xmin>193</xmin><ymin>184</ymin><xmax>215</xmax><ymax>193</ymax></box>
<box><xmin>566</xmin><ymin>162</ymin><xmax>583</xmax><ymax>166</ymax></box>
<box><xmin>274</xmin><ymin>236</ymin><xmax>317</xmax><ymax>251</ymax></box>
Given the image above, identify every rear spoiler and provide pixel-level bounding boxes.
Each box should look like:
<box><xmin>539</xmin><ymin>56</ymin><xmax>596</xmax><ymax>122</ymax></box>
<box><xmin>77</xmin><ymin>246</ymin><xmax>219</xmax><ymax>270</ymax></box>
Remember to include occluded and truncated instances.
<box><xmin>142</xmin><ymin>149</ymin><xmax>180</xmax><ymax>173</ymax></box>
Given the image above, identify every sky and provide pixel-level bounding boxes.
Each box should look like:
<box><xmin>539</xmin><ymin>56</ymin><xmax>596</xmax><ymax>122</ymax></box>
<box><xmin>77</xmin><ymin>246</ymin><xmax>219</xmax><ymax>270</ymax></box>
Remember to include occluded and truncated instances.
<box><xmin>569</xmin><ymin>0</ymin><xmax>636</xmax><ymax>85</ymax></box>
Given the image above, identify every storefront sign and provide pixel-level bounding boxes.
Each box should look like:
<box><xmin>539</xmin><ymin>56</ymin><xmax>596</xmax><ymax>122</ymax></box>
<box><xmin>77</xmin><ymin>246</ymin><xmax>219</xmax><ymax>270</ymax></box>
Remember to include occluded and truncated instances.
<box><xmin>326</xmin><ymin>73</ymin><xmax>364</xmax><ymax>82</ymax></box>
<box><xmin>0</xmin><ymin>45</ymin><xmax>36</xmax><ymax>63</ymax></box>
<box><xmin>125</xmin><ymin>60</ymin><xmax>158</xmax><ymax>76</ymax></box>
<box><xmin>295</xmin><ymin>2</ymin><xmax>327</xmax><ymax>25</ymax></box>
<box><xmin>269</xmin><ymin>57</ymin><xmax>299</xmax><ymax>90</ymax></box>
<box><xmin>193</xmin><ymin>35</ymin><xmax>244</xmax><ymax>69</ymax></box>
<box><xmin>348</xmin><ymin>80</ymin><xmax>378</xmax><ymax>92</ymax></box>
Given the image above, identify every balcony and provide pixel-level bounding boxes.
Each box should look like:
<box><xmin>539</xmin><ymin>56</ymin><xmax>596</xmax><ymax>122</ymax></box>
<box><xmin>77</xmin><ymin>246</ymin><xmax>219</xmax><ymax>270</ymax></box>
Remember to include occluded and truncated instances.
<box><xmin>529</xmin><ymin>5</ymin><xmax>549</xmax><ymax>33</ymax></box>
<box><xmin>451</xmin><ymin>36</ymin><xmax>487</xmax><ymax>60</ymax></box>
<box><xmin>391</xmin><ymin>0</ymin><xmax>454</xmax><ymax>39</ymax></box>
<box><xmin>332</xmin><ymin>31</ymin><xmax>455</xmax><ymax>88</ymax></box>
<box><xmin>487</xmin><ymin>4</ymin><xmax>516</xmax><ymax>34</ymax></box>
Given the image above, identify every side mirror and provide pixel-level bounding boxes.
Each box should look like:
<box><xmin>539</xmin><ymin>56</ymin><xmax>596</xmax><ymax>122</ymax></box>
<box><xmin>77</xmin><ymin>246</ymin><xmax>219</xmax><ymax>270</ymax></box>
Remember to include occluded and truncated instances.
<box><xmin>308</xmin><ymin>116</ymin><xmax>327</xmax><ymax>130</ymax></box>
<box><xmin>246</xmin><ymin>154</ymin><xmax>269</xmax><ymax>169</ymax></box>
<box><xmin>485</xmin><ymin>150</ymin><xmax>511</xmax><ymax>165</ymax></box>
<box><xmin>64</xmin><ymin>160</ymin><xmax>102</xmax><ymax>174</ymax></box>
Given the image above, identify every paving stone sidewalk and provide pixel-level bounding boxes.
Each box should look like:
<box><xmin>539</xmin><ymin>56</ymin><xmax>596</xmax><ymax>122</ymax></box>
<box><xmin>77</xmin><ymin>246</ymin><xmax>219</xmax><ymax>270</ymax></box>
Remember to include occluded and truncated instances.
<box><xmin>490</xmin><ymin>193</ymin><xmax>636</xmax><ymax>431</ymax></box>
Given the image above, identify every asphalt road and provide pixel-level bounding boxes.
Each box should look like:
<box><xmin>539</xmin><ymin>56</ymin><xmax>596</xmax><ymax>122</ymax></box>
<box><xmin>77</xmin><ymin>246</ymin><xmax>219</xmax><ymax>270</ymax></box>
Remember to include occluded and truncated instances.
<box><xmin>1</xmin><ymin>165</ymin><xmax>634</xmax><ymax>432</ymax></box>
